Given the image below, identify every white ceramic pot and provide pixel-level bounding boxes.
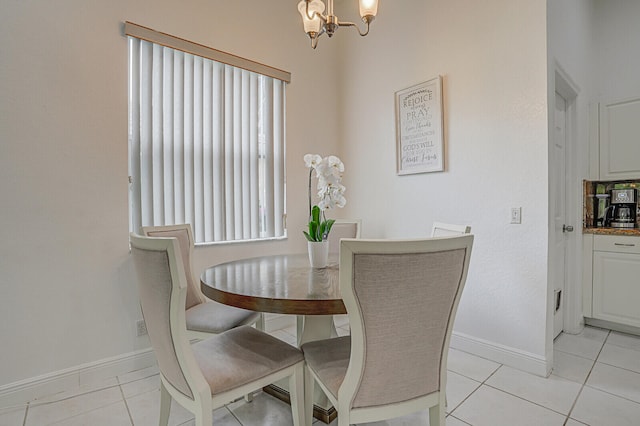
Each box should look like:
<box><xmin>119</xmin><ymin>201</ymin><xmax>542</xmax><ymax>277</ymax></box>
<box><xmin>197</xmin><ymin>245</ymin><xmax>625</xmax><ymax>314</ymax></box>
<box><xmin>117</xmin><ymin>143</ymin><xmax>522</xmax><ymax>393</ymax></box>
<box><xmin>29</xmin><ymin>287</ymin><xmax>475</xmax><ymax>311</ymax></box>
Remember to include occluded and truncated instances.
<box><xmin>307</xmin><ymin>240</ymin><xmax>329</xmax><ymax>268</ymax></box>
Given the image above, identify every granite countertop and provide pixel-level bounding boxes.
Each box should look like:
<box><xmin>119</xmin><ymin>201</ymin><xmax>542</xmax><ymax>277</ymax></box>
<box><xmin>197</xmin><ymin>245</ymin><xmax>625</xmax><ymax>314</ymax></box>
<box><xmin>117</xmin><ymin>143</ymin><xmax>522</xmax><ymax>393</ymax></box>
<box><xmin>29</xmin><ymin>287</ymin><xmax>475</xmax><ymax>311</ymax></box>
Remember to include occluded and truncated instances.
<box><xmin>583</xmin><ymin>227</ymin><xmax>640</xmax><ymax>236</ymax></box>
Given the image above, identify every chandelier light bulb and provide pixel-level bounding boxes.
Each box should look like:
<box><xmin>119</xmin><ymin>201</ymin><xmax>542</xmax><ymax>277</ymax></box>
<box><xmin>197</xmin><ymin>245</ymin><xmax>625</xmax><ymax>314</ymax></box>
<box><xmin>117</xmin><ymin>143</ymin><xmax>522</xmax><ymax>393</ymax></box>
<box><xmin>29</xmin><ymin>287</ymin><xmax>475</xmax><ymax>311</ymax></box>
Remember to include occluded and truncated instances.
<box><xmin>298</xmin><ymin>0</ymin><xmax>325</xmax><ymax>35</ymax></box>
<box><xmin>298</xmin><ymin>0</ymin><xmax>379</xmax><ymax>49</ymax></box>
<box><xmin>359</xmin><ymin>0</ymin><xmax>378</xmax><ymax>19</ymax></box>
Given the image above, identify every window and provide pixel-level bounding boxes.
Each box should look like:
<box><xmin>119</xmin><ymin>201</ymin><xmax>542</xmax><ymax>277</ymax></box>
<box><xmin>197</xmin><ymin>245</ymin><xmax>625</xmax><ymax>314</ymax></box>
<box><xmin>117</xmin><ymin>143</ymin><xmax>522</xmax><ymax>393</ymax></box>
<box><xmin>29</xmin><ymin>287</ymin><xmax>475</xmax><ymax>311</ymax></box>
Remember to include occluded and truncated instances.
<box><xmin>126</xmin><ymin>22</ymin><xmax>288</xmax><ymax>244</ymax></box>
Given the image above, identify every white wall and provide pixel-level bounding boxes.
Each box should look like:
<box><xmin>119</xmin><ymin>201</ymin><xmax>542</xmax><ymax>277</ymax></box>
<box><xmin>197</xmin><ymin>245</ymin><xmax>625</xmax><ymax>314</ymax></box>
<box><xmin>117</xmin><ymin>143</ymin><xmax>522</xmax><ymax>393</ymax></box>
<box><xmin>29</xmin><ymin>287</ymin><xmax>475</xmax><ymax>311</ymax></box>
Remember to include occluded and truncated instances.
<box><xmin>337</xmin><ymin>0</ymin><xmax>550</xmax><ymax>371</ymax></box>
<box><xmin>0</xmin><ymin>0</ymin><xmax>339</xmax><ymax>387</ymax></box>
<box><xmin>9</xmin><ymin>0</ymin><xmax>619</xmax><ymax>390</ymax></box>
<box><xmin>592</xmin><ymin>0</ymin><xmax>640</xmax><ymax>100</ymax></box>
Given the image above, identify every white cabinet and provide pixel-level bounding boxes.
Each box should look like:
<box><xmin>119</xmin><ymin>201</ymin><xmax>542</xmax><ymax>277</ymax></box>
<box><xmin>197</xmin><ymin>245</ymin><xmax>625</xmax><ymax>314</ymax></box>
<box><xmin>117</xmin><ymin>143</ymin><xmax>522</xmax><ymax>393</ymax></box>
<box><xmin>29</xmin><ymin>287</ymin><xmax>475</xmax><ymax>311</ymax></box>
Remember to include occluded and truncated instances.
<box><xmin>591</xmin><ymin>235</ymin><xmax>640</xmax><ymax>328</ymax></box>
<box><xmin>599</xmin><ymin>96</ymin><xmax>640</xmax><ymax>180</ymax></box>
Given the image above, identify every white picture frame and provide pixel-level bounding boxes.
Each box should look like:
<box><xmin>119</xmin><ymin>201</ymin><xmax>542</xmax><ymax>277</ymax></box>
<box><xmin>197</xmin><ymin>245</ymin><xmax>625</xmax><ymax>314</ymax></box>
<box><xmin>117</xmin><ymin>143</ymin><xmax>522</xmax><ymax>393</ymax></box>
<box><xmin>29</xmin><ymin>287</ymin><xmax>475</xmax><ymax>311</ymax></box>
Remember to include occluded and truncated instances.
<box><xmin>395</xmin><ymin>76</ymin><xmax>444</xmax><ymax>175</ymax></box>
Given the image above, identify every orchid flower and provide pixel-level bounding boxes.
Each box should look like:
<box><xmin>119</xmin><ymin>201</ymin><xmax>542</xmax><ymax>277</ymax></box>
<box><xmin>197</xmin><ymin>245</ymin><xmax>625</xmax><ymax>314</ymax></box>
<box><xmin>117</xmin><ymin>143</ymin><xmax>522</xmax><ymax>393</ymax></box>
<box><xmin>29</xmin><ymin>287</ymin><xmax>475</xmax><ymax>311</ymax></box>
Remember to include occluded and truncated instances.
<box><xmin>303</xmin><ymin>153</ymin><xmax>346</xmax><ymax>242</ymax></box>
<box><xmin>304</xmin><ymin>154</ymin><xmax>322</xmax><ymax>169</ymax></box>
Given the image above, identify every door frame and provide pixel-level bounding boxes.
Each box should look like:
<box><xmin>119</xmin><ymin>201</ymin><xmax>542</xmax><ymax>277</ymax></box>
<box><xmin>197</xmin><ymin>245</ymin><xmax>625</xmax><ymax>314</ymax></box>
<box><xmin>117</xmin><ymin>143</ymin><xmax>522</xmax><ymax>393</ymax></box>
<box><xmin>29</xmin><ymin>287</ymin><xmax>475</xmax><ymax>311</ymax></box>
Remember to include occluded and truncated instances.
<box><xmin>552</xmin><ymin>91</ymin><xmax>568</xmax><ymax>339</ymax></box>
<box><xmin>551</xmin><ymin>63</ymin><xmax>582</xmax><ymax>338</ymax></box>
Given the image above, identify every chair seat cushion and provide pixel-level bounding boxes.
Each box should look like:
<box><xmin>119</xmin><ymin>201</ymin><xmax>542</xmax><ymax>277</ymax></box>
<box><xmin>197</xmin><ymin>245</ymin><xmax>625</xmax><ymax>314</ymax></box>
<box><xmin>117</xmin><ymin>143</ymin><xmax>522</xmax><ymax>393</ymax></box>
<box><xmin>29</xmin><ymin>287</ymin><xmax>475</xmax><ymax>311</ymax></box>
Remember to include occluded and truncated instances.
<box><xmin>185</xmin><ymin>301</ymin><xmax>260</xmax><ymax>334</ymax></box>
<box><xmin>301</xmin><ymin>336</ymin><xmax>351</xmax><ymax>400</ymax></box>
<box><xmin>192</xmin><ymin>326</ymin><xmax>304</xmax><ymax>395</ymax></box>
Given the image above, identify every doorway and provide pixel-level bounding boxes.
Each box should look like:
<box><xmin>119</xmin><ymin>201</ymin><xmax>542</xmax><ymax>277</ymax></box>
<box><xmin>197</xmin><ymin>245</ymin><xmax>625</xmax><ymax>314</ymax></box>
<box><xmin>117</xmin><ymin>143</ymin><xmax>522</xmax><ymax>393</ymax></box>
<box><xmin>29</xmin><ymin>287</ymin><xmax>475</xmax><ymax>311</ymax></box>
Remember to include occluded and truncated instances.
<box><xmin>550</xmin><ymin>66</ymin><xmax>580</xmax><ymax>341</ymax></box>
<box><xmin>552</xmin><ymin>91</ymin><xmax>569</xmax><ymax>339</ymax></box>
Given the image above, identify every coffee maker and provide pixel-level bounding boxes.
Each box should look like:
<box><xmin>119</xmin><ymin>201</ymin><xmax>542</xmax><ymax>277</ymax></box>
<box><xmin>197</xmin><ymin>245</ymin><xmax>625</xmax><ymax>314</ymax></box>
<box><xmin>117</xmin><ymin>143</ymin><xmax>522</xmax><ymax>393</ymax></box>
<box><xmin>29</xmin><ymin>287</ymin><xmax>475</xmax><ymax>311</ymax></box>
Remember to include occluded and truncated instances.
<box><xmin>604</xmin><ymin>189</ymin><xmax>637</xmax><ymax>228</ymax></box>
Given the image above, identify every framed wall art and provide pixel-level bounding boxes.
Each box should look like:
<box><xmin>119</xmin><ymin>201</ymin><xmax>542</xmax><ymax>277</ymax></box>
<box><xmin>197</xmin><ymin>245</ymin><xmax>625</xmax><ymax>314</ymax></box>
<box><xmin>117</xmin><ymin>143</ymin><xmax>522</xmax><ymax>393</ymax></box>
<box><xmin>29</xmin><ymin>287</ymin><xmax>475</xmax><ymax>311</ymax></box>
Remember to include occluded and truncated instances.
<box><xmin>395</xmin><ymin>76</ymin><xmax>444</xmax><ymax>175</ymax></box>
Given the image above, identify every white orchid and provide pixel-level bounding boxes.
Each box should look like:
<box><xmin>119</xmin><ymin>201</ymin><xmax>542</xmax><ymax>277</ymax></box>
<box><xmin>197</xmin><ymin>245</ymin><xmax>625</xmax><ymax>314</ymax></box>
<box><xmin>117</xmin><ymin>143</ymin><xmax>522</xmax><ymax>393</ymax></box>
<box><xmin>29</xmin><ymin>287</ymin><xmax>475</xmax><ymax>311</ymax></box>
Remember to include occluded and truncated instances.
<box><xmin>303</xmin><ymin>153</ymin><xmax>347</xmax><ymax>242</ymax></box>
<box><xmin>317</xmin><ymin>182</ymin><xmax>346</xmax><ymax>210</ymax></box>
<box><xmin>327</xmin><ymin>155</ymin><xmax>344</xmax><ymax>173</ymax></box>
<box><xmin>318</xmin><ymin>189</ymin><xmax>346</xmax><ymax>210</ymax></box>
<box><xmin>315</xmin><ymin>156</ymin><xmax>343</xmax><ymax>182</ymax></box>
<box><xmin>303</xmin><ymin>154</ymin><xmax>322</xmax><ymax>169</ymax></box>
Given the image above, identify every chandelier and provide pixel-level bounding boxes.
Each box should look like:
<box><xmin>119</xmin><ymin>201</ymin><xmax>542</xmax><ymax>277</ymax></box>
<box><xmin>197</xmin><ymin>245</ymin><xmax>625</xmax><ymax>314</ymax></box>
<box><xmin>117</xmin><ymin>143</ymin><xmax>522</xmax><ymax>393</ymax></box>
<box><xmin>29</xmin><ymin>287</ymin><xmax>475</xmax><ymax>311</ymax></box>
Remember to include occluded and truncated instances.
<box><xmin>297</xmin><ymin>0</ymin><xmax>379</xmax><ymax>49</ymax></box>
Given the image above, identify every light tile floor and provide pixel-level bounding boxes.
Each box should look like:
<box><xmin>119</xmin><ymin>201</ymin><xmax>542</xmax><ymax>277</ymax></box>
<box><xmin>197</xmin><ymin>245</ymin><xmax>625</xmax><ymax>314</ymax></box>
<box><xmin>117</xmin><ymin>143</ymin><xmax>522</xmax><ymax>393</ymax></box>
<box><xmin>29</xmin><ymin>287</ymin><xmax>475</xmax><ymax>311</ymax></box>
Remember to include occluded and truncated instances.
<box><xmin>2</xmin><ymin>322</ymin><xmax>640</xmax><ymax>426</ymax></box>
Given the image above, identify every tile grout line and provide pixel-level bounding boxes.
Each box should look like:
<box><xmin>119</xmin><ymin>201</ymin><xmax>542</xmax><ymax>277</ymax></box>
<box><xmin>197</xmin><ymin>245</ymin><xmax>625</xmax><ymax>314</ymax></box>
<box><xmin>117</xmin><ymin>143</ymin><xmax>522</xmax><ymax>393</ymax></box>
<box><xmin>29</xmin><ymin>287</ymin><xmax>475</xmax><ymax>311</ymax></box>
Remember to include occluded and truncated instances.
<box><xmin>13</xmin><ymin>325</ymin><xmax>636</xmax><ymax>426</ymax></box>
<box><xmin>563</xmin><ymin>329</ymin><xmax>610</xmax><ymax>424</ymax></box>
<box><xmin>0</xmin><ymin>402</ymin><xmax>28</xmax><ymax>411</ymax></box>
<box><xmin>467</xmin><ymin>334</ymin><xmax>615</xmax><ymax>422</ymax></box>
<box><xmin>227</xmin><ymin>404</ymin><xmax>245</xmax><ymax>426</ymax></box>
<box><xmin>448</xmin><ymin>414</ymin><xmax>473</xmax><ymax>426</ymax></box>
<box><xmin>21</xmin><ymin>402</ymin><xmax>29</xmax><ymax>426</ymax></box>
<box><xmin>118</xmin><ymin>378</ymin><xmax>136</xmax><ymax>426</ymax></box>
<box><xmin>554</xmin><ymin>325</ymin><xmax>612</xmax><ymax>360</ymax></box>
<box><xmin>596</xmin><ymin>360</ymin><xmax>640</xmax><ymax>375</ymax></box>
<box><xmin>605</xmin><ymin>340</ymin><xmax>640</xmax><ymax>353</ymax></box>
<box><xmin>554</xmin><ymin>346</ymin><xmax>600</xmax><ymax>362</ymax></box>
<box><xmin>481</xmin><ymin>381</ymin><xmax>577</xmax><ymax>419</ymax></box>
<box><xmin>594</xmin><ymin>333</ymin><xmax>640</xmax><ymax>375</ymax></box>
<box><xmin>119</xmin><ymin>374</ymin><xmax>159</xmax><ymax>386</ymax></box>
<box><xmin>40</xmin><ymin>400</ymin><xmax>131</xmax><ymax>426</ymax></box>
<box><xmin>25</xmin><ymin>383</ymin><xmax>123</xmax><ymax>408</ymax></box>
<box><xmin>582</xmin><ymin>383</ymin><xmax>640</xmax><ymax>406</ymax></box>
<box><xmin>447</xmin><ymin>363</ymin><xmax>502</xmax><ymax>416</ymax></box>
<box><xmin>13</xmin><ymin>371</ymin><xmax>152</xmax><ymax>426</ymax></box>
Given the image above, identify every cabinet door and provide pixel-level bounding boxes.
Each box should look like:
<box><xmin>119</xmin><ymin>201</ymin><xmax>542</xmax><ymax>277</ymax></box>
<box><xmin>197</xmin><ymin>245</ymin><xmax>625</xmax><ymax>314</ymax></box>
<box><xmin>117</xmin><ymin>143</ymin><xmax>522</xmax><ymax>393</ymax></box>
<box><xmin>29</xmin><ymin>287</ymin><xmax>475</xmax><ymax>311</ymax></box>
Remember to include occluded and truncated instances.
<box><xmin>599</xmin><ymin>97</ymin><xmax>640</xmax><ymax>180</ymax></box>
<box><xmin>592</xmin><ymin>251</ymin><xmax>640</xmax><ymax>328</ymax></box>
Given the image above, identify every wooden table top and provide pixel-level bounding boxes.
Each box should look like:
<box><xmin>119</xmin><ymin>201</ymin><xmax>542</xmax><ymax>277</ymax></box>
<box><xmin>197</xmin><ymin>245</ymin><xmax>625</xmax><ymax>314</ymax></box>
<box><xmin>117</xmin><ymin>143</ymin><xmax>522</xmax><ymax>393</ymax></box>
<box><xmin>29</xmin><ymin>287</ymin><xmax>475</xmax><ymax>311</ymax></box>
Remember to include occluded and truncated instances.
<box><xmin>200</xmin><ymin>253</ymin><xmax>346</xmax><ymax>315</ymax></box>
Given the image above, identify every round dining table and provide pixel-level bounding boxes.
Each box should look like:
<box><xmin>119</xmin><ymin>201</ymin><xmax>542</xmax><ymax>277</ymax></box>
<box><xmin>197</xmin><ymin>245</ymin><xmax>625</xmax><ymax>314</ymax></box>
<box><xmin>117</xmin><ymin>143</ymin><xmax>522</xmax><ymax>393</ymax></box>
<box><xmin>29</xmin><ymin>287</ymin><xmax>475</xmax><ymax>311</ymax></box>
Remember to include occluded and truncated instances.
<box><xmin>200</xmin><ymin>253</ymin><xmax>344</xmax><ymax>310</ymax></box>
<box><xmin>200</xmin><ymin>253</ymin><xmax>345</xmax><ymax>423</ymax></box>
<box><xmin>200</xmin><ymin>253</ymin><xmax>346</xmax><ymax>346</ymax></box>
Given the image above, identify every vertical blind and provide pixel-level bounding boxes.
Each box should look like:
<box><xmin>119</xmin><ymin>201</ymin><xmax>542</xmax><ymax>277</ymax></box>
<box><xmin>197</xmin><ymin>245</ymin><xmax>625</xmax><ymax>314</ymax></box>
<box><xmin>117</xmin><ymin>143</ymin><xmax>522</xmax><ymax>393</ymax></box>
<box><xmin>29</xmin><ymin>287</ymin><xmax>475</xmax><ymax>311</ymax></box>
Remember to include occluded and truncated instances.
<box><xmin>127</xmin><ymin>25</ymin><xmax>287</xmax><ymax>244</ymax></box>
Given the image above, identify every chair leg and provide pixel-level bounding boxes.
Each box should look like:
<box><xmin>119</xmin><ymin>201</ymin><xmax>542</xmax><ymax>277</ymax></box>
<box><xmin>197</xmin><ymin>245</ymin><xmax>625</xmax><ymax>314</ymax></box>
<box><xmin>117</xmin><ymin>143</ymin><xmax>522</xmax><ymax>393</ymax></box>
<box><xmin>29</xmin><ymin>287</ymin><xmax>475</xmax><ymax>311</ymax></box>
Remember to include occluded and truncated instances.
<box><xmin>246</xmin><ymin>312</ymin><xmax>263</xmax><ymax>402</ymax></box>
<box><xmin>304</xmin><ymin>366</ymin><xmax>315</xmax><ymax>426</ymax></box>
<box><xmin>255</xmin><ymin>313</ymin><xmax>265</xmax><ymax>331</ymax></box>
<box><xmin>429</xmin><ymin>402</ymin><xmax>445</xmax><ymax>426</ymax></box>
<box><xmin>194</xmin><ymin>407</ymin><xmax>213</xmax><ymax>426</ymax></box>
<box><xmin>337</xmin><ymin>406</ymin><xmax>353</xmax><ymax>426</ymax></box>
<box><xmin>159</xmin><ymin>381</ymin><xmax>171</xmax><ymax>426</ymax></box>
<box><xmin>337</xmin><ymin>415</ymin><xmax>350</xmax><ymax>426</ymax></box>
<box><xmin>296</xmin><ymin>316</ymin><xmax>304</xmax><ymax>342</ymax></box>
<box><xmin>289</xmin><ymin>363</ymin><xmax>305</xmax><ymax>426</ymax></box>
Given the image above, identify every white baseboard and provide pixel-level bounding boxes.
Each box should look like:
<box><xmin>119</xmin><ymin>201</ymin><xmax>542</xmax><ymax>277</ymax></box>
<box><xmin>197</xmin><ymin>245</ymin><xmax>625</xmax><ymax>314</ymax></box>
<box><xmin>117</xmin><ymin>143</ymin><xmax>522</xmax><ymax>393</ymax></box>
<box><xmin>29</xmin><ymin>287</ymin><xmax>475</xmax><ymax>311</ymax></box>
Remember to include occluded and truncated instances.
<box><xmin>0</xmin><ymin>348</ymin><xmax>156</xmax><ymax>409</ymax></box>
<box><xmin>1</xmin><ymin>327</ymin><xmax>552</xmax><ymax>409</ymax></box>
<box><xmin>450</xmin><ymin>331</ymin><xmax>551</xmax><ymax>377</ymax></box>
<box><xmin>1</xmin><ymin>315</ymin><xmax>293</xmax><ymax>410</ymax></box>
<box><xmin>585</xmin><ymin>317</ymin><xmax>640</xmax><ymax>337</ymax></box>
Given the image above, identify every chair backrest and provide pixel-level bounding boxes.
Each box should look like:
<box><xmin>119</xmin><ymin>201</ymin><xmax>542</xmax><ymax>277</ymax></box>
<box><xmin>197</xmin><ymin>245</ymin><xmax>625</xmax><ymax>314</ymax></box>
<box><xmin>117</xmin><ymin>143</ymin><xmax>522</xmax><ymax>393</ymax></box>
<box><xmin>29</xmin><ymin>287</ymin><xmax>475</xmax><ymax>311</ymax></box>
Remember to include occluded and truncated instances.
<box><xmin>327</xmin><ymin>219</ymin><xmax>362</xmax><ymax>255</ymax></box>
<box><xmin>130</xmin><ymin>233</ymin><xmax>205</xmax><ymax>401</ymax></box>
<box><xmin>142</xmin><ymin>224</ymin><xmax>205</xmax><ymax>309</ymax></box>
<box><xmin>338</xmin><ymin>235</ymin><xmax>473</xmax><ymax>410</ymax></box>
<box><xmin>431</xmin><ymin>222</ymin><xmax>471</xmax><ymax>237</ymax></box>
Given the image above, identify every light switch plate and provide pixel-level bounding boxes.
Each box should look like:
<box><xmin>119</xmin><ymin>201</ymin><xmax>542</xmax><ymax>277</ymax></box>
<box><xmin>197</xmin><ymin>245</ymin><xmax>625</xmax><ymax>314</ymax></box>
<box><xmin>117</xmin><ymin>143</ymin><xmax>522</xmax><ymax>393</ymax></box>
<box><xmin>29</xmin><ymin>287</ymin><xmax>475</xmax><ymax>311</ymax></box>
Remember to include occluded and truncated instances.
<box><xmin>511</xmin><ymin>207</ymin><xmax>522</xmax><ymax>224</ymax></box>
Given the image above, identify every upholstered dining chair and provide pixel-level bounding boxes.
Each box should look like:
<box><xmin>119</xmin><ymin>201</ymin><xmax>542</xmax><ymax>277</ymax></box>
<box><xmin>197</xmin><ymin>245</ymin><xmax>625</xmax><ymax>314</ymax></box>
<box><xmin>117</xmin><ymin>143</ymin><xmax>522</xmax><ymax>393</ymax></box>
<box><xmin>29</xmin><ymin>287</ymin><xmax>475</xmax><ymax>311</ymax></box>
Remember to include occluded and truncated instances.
<box><xmin>130</xmin><ymin>233</ymin><xmax>305</xmax><ymax>426</ymax></box>
<box><xmin>431</xmin><ymin>221</ymin><xmax>471</xmax><ymax>237</ymax></box>
<box><xmin>302</xmin><ymin>235</ymin><xmax>474</xmax><ymax>426</ymax></box>
<box><xmin>302</xmin><ymin>219</ymin><xmax>362</xmax><ymax>340</ymax></box>
<box><xmin>142</xmin><ymin>224</ymin><xmax>263</xmax><ymax>339</ymax></box>
<box><xmin>327</xmin><ymin>219</ymin><xmax>362</xmax><ymax>260</ymax></box>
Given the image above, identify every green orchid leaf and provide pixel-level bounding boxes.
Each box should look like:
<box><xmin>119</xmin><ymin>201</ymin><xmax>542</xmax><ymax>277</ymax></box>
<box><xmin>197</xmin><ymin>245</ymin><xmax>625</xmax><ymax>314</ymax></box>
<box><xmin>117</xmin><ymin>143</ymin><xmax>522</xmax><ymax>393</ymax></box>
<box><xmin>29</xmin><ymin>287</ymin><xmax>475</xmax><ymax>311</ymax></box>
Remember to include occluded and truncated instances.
<box><xmin>315</xmin><ymin>222</ymin><xmax>323</xmax><ymax>241</ymax></box>
<box><xmin>309</xmin><ymin>222</ymin><xmax>319</xmax><ymax>242</ymax></box>
<box><xmin>311</xmin><ymin>205</ymin><xmax>320</xmax><ymax>223</ymax></box>
<box><xmin>319</xmin><ymin>221</ymin><xmax>327</xmax><ymax>239</ymax></box>
<box><xmin>319</xmin><ymin>219</ymin><xmax>335</xmax><ymax>240</ymax></box>
<box><xmin>325</xmin><ymin>219</ymin><xmax>335</xmax><ymax>235</ymax></box>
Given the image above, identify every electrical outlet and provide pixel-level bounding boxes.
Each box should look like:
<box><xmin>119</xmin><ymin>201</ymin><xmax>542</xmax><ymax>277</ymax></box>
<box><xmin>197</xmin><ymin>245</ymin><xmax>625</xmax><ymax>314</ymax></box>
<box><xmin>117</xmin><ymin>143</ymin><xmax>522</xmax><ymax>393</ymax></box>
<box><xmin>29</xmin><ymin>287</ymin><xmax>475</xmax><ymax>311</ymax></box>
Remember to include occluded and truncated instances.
<box><xmin>136</xmin><ymin>319</ymin><xmax>148</xmax><ymax>336</ymax></box>
<box><xmin>510</xmin><ymin>207</ymin><xmax>522</xmax><ymax>224</ymax></box>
